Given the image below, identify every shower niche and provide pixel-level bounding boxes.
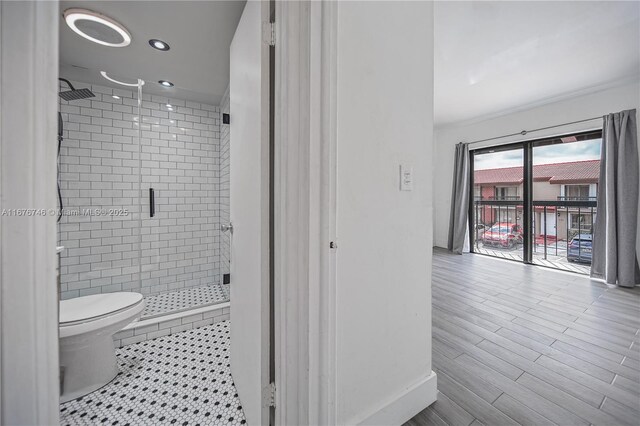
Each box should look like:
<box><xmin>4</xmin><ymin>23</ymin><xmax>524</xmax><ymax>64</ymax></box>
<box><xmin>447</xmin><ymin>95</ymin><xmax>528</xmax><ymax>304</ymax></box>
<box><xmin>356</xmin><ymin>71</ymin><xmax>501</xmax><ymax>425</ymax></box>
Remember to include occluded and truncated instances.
<box><xmin>57</xmin><ymin>69</ymin><xmax>228</xmax><ymax>319</ymax></box>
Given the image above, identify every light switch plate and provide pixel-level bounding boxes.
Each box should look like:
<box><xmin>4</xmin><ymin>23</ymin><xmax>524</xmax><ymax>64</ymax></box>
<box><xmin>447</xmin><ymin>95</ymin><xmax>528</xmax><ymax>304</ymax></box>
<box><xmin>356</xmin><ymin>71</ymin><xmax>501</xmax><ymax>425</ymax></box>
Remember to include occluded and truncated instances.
<box><xmin>400</xmin><ymin>165</ymin><xmax>413</xmax><ymax>191</ymax></box>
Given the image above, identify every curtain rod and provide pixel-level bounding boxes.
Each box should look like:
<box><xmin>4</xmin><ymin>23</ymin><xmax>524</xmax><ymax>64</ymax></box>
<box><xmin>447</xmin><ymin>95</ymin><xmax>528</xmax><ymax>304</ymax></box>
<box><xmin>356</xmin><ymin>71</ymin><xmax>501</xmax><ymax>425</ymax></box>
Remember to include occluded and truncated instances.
<box><xmin>466</xmin><ymin>116</ymin><xmax>602</xmax><ymax>146</ymax></box>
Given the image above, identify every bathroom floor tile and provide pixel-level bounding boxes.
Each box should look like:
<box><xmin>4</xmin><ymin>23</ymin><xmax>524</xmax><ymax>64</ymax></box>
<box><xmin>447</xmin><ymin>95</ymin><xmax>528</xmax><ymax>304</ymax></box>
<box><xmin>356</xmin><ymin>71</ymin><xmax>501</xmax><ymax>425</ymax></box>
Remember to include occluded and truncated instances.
<box><xmin>60</xmin><ymin>321</ymin><xmax>245</xmax><ymax>426</ymax></box>
<box><xmin>142</xmin><ymin>284</ymin><xmax>230</xmax><ymax>318</ymax></box>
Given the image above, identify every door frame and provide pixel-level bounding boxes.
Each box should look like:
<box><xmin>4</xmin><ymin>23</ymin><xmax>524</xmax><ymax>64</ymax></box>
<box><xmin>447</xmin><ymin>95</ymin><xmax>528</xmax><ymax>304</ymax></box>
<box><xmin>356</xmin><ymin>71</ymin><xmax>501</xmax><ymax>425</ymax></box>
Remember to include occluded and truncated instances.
<box><xmin>0</xmin><ymin>1</ymin><xmax>61</xmax><ymax>424</ymax></box>
<box><xmin>0</xmin><ymin>1</ymin><xmax>339</xmax><ymax>424</ymax></box>
<box><xmin>273</xmin><ymin>1</ymin><xmax>338</xmax><ymax>424</ymax></box>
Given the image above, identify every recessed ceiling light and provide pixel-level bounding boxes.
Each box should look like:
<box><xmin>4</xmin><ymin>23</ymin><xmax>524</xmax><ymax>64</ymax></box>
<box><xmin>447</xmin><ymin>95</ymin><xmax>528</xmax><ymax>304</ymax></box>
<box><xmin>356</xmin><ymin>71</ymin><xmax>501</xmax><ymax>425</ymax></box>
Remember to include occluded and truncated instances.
<box><xmin>64</xmin><ymin>8</ymin><xmax>131</xmax><ymax>47</ymax></box>
<box><xmin>149</xmin><ymin>39</ymin><xmax>170</xmax><ymax>51</ymax></box>
<box><xmin>159</xmin><ymin>80</ymin><xmax>174</xmax><ymax>87</ymax></box>
<box><xmin>112</xmin><ymin>95</ymin><xmax>121</xmax><ymax>99</ymax></box>
<box><xmin>101</xmin><ymin>71</ymin><xmax>144</xmax><ymax>87</ymax></box>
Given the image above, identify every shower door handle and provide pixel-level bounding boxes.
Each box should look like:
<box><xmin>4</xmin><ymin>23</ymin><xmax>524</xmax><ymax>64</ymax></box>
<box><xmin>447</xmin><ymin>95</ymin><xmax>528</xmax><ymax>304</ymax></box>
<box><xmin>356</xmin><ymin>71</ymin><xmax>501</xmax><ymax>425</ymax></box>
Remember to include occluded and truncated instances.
<box><xmin>149</xmin><ymin>188</ymin><xmax>155</xmax><ymax>217</ymax></box>
<box><xmin>221</xmin><ymin>223</ymin><xmax>233</xmax><ymax>233</ymax></box>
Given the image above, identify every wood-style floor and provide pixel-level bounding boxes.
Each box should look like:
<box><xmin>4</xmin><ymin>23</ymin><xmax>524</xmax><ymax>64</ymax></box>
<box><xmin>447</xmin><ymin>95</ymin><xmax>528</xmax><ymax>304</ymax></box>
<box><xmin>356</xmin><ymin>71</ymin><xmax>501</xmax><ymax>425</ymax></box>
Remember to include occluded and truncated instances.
<box><xmin>406</xmin><ymin>248</ymin><xmax>640</xmax><ymax>426</ymax></box>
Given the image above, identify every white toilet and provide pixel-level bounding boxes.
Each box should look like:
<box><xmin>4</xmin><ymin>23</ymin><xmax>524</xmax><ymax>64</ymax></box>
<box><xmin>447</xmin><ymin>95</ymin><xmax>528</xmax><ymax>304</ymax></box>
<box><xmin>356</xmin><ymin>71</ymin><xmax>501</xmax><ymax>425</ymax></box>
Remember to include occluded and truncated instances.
<box><xmin>59</xmin><ymin>292</ymin><xmax>145</xmax><ymax>403</ymax></box>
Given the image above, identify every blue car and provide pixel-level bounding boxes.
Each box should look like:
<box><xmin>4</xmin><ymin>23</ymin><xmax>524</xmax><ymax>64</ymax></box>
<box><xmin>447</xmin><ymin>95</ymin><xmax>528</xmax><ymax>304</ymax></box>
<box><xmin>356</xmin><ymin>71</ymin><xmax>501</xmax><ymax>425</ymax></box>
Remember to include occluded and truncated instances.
<box><xmin>567</xmin><ymin>234</ymin><xmax>592</xmax><ymax>263</ymax></box>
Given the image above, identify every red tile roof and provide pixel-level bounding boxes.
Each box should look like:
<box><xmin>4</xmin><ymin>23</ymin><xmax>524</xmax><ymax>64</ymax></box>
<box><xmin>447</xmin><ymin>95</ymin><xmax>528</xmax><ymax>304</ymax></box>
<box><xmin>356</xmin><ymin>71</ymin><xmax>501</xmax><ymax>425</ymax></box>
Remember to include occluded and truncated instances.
<box><xmin>474</xmin><ymin>159</ymin><xmax>600</xmax><ymax>185</ymax></box>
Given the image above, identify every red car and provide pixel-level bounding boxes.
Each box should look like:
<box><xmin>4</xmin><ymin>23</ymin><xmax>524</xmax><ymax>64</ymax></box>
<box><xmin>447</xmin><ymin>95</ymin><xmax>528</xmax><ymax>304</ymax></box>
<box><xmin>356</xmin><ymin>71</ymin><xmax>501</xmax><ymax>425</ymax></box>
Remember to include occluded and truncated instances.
<box><xmin>481</xmin><ymin>223</ymin><xmax>523</xmax><ymax>248</ymax></box>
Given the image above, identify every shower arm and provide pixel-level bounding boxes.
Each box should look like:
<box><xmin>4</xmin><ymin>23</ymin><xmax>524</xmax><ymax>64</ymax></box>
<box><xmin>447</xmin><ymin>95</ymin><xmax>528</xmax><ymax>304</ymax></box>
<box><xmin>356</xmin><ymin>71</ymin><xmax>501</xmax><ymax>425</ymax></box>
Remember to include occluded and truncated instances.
<box><xmin>58</xmin><ymin>78</ymin><xmax>76</xmax><ymax>91</ymax></box>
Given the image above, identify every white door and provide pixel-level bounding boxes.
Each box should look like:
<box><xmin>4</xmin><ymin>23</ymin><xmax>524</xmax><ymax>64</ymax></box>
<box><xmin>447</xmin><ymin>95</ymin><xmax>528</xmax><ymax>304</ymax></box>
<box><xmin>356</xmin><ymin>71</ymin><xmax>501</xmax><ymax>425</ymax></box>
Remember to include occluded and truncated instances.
<box><xmin>545</xmin><ymin>211</ymin><xmax>556</xmax><ymax>236</ymax></box>
<box><xmin>229</xmin><ymin>1</ymin><xmax>271</xmax><ymax>425</ymax></box>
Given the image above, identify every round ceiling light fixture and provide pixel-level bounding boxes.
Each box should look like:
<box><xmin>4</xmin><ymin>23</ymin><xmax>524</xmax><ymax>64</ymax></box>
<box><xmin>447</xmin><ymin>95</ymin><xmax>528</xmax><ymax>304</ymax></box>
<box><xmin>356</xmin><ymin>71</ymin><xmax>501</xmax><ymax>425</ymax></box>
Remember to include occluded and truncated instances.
<box><xmin>149</xmin><ymin>39</ymin><xmax>170</xmax><ymax>51</ymax></box>
<box><xmin>64</xmin><ymin>9</ymin><xmax>131</xmax><ymax>47</ymax></box>
<box><xmin>159</xmin><ymin>80</ymin><xmax>174</xmax><ymax>88</ymax></box>
<box><xmin>100</xmin><ymin>71</ymin><xmax>144</xmax><ymax>87</ymax></box>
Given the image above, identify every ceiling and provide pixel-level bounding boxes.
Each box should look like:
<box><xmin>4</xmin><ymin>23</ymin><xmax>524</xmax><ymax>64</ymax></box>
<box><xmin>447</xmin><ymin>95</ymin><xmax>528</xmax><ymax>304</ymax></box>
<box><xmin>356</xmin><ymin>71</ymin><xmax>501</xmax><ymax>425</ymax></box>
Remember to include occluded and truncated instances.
<box><xmin>434</xmin><ymin>1</ymin><xmax>640</xmax><ymax>127</ymax></box>
<box><xmin>59</xmin><ymin>1</ymin><xmax>246</xmax><ymax>105</ymax></box>
<box><xmin>60</xmin><ymin>1</ymin><xmax>639</xmax><ymax>120</ymax></box>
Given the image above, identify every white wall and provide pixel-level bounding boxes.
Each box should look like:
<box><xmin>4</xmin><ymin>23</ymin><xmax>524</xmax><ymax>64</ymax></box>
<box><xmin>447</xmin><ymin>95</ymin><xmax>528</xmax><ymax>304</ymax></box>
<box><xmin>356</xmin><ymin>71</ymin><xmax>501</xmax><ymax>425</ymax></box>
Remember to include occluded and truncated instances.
<box><xmin>433</xmin><ymin>81</ymin><xmax>640</xmax><ymax>256</ymax></box>
<box><xmin>335</xmin><ymin>2</ymin><xmax>436</xmax><ymax>424</ymax></box>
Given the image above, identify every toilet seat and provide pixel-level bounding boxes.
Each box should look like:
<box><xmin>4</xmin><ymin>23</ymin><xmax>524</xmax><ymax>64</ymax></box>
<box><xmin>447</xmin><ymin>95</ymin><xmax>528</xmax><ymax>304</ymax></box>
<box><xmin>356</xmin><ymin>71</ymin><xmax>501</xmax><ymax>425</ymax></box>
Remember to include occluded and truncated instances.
<box><xmin>59</xmin><ymin>292</ymin><xmax>145</xmax><ymax>403</ymax></box>
<box><xmin>61</xmin><ymin>292</ymin><xmax>143</xmax><ymax>325</ymax></box>
<box><xmin>60</xmin><ymin>292</ymin><xmax>144</xmax><ymax>339</ymax></box>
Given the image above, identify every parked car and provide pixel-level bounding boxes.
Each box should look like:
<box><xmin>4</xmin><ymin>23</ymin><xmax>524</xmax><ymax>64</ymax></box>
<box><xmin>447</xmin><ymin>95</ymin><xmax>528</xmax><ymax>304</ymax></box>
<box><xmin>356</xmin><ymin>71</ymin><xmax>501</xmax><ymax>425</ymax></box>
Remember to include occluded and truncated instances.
<box><xmin>567</xmin><ymin>234</ymin><xmax>592</xmax><ymax>263</ymax></box>
<box><xmin>481</xmin><ymin>223</ymin><xmax>523</xmax><ymax>248</ymax></box>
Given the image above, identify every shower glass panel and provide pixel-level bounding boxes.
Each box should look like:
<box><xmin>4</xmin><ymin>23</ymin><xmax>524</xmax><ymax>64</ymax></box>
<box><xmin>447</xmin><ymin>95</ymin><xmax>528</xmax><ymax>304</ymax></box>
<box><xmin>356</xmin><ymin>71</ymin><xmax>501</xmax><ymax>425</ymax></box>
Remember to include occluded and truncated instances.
<box><xmin>57</xmin><ymin>69</ymin><xmax>228</xmax><ymax>318</ymax></box>
<box><xmin>57</xmin><ymin>70</ymin><xmax>142</xmax><ymax>300</ymax></box>
<box><xmin>138</xmin><ymin>90</ymin><xmax>228</xmax><ymax>319</ymax></box>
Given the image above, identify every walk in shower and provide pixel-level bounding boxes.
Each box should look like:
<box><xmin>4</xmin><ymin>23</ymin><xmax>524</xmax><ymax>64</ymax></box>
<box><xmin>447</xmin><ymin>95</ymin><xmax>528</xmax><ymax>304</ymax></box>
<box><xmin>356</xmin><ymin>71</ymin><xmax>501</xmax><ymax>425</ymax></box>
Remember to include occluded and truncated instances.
<box><xmin>57</xmin><ymin>69</ymin><xmax>230</xmax><ymax>319</ymax></box>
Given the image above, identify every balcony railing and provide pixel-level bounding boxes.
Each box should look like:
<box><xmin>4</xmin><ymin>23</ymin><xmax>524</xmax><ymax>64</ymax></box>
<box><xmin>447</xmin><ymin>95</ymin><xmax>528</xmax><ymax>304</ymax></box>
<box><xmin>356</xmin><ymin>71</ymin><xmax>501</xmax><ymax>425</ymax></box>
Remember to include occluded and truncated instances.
<box><xmin>557</xmin><ymin>196</ymin><xmax>597</xmax><ymax>201</ymax></box>
<box><xmin>490</xmin><ymin>195</ymin><xmax>521</xmax><ymax>200</ymax></box>
<box><xmin>474</xmin><ymin>195</ymin><xmax>521</xmax><ymax>201</ymax></box>
<box><xmin>472</xmin><ymin>198</ymin><xmax>596</xmax><ymax>273</ymax></box>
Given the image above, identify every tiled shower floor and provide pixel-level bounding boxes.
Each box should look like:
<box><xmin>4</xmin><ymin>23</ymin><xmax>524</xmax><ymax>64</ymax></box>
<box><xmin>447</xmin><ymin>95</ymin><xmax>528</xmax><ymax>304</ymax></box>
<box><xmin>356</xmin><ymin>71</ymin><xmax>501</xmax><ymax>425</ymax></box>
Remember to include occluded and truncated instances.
<box><xmin>60</xmin><ymin>321</ymin><xmax>246</xmax><ymax>426</ymax></box>
<box><xmin>142</xmin><ymin>284</ymin><xmax>230</xmax><ymax>318</ymax></box>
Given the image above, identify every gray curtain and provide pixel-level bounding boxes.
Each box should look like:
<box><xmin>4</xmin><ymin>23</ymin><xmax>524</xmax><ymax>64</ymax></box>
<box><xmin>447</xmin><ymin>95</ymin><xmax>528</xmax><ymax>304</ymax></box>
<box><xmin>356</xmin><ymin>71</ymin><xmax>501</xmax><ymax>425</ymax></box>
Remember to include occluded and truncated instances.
<box><xmin>591</xmin><ymin>109</ymin><xmax>640</xmax><ymax>287</ymax></box>
<box><xmin>448</xmin><ymin>142</ymin><xmax>470</xmax><ymax>254</ymax></box>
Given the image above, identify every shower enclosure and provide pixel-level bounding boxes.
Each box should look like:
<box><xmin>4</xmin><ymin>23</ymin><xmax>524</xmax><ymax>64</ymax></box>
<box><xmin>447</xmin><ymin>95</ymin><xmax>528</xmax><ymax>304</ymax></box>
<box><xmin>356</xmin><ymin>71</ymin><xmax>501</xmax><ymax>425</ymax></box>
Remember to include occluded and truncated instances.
<box><xmin>57</xmin><ymin>70</ymin><xmax>229</xmax><ymax>319</ymax></box>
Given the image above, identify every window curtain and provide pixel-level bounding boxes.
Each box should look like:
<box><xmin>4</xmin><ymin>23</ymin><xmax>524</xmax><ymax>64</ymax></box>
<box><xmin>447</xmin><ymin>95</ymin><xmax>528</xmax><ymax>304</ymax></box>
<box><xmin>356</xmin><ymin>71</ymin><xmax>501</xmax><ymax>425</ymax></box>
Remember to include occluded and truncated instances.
<box><xmin>448</xmin><ymin>142</ymin><xmax>470</xmax><ymax>254</ymax></box>
<box><xmin>591</xmin><ymin>109</ymin><xmax>640</xmax><ymax>287</ymax></box>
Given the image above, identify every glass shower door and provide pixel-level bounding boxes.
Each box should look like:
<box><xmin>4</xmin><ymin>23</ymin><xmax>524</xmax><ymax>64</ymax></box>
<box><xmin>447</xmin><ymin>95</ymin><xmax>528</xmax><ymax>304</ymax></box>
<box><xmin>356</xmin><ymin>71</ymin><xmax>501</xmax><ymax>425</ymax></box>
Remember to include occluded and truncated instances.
<box><xmin>137</xmin><ymin>91</ymin><xmax>227</xmax><ymax>318</ymax></box>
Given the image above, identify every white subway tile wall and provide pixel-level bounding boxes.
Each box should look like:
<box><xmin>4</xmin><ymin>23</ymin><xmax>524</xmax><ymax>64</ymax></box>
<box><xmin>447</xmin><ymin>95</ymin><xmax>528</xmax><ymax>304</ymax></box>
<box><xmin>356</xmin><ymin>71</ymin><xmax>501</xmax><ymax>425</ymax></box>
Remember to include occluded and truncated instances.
<box><xmin>58</xmin><ymin>81</ymin><xmax>226</xmax><ymax>300</ymax></box>
<box><xmin>219</xmin><ymin>86</ymin><xmax>230</xmax><ymax>278</ymax></box>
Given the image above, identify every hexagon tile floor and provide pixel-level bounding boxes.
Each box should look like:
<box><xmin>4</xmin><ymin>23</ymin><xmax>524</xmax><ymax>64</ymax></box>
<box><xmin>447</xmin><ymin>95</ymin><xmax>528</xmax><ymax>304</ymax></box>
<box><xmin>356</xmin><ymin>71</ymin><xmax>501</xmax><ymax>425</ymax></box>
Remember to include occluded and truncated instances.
<box><xmin>60</xmin><ymin>321</ymin><xmax>246</xmax><ymax>426</ymax></box>
<box><xmin>142</xmin><ymin>284</ymin><xmax>231</xmax><ymax>318</ymax></box>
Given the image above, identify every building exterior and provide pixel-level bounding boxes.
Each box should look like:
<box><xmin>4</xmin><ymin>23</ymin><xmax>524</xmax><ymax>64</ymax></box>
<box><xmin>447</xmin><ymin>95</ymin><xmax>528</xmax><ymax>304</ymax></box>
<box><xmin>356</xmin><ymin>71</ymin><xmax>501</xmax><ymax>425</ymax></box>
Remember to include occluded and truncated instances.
<box><xmin>474</xmin><ymin>159</ymin><xmax>599</xmax><ymax>241</ymax></box>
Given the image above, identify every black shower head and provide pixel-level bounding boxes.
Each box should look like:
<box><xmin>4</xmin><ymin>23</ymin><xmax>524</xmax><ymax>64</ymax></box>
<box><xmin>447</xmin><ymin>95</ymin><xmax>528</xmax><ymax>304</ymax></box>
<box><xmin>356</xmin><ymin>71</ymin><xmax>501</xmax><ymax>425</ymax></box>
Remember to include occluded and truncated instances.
<box><xmin>58</xmin><ymin>78</ymin><xmax>95</xmax><ymax>101</ymax></box>
<box><xmin>59</xmin><ymin>88</ymin><xmax>95</xmax><ymax>101</ymax></box>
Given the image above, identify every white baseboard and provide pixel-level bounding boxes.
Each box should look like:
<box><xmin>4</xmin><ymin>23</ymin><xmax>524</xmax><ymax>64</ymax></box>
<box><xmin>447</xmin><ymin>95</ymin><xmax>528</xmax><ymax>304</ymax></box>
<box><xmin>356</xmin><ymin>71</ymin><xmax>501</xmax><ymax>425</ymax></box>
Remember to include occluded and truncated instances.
<box><xmin>355</xmin><ymin>371</ymin><xmax>438</xmax><ymax>426</ymax></box>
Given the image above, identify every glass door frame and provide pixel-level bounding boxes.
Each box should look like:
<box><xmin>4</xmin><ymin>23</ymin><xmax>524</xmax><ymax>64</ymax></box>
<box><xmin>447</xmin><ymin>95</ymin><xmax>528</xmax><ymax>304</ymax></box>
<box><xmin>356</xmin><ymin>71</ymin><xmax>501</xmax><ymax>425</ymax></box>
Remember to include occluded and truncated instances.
<box><xmin>468</xmin><ymin>129</ymin><xmax>602</xmax><ymax>266</ymax></box>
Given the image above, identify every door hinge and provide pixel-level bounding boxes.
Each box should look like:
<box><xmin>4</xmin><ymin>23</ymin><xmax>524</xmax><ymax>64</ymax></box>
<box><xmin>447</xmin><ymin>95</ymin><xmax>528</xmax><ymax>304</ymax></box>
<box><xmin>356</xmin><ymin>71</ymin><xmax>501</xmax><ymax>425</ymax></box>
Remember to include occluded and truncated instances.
<box><xmin>329</xmin><ymin>241</ymin><xmax>337</xmax><ymax>249</ymax></box>
<box><xmin>263</xmin><ymin>21</ymin><xmax>275</xmax><ymax>47</ymax></box>
<box><xmin>264</xmin><ymin>382</ymin><xmax>276</xmax><ymax>407</ymax></box>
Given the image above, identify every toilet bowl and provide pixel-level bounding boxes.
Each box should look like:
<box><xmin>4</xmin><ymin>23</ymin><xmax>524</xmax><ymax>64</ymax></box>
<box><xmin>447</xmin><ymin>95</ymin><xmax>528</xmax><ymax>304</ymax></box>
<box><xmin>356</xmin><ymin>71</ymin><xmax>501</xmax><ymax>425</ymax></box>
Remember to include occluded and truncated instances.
<box><xmin>59</xmin><ymin>292</ymin><xmax>145</xmax><ymax>403</ymax></box>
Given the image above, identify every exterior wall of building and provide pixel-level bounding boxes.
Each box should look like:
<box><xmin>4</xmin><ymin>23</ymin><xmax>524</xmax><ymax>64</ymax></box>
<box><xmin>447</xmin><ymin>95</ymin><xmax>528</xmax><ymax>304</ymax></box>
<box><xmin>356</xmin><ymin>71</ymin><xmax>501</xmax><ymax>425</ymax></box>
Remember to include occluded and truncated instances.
<box><xmin>533</xmin><ymin>181</ymin><xmax>560</xmax><ymax>201</ymax></box>
<box><xmin>476</xmin><ymin>180</ymin><xmax>596</xmax><ymax>242</ymax></box>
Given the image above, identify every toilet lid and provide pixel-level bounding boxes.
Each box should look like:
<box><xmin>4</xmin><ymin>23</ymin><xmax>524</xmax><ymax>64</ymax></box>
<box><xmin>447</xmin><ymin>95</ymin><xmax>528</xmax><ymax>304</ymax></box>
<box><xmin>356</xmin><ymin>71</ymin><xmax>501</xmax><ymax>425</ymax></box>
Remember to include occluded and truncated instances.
<box><xmin>60</xmin><ymin>292</ymin><xmax>144</xmax><ymax>325</ymax></box>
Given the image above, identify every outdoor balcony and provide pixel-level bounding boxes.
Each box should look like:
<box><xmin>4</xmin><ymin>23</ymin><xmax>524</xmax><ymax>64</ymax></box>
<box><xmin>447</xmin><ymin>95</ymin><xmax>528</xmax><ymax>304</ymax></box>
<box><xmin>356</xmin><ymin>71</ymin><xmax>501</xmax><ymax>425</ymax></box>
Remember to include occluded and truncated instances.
<box><xmin>473</xmin><ymin>198</ymin><xmax>596</xmax><ymax>275</ymax></box>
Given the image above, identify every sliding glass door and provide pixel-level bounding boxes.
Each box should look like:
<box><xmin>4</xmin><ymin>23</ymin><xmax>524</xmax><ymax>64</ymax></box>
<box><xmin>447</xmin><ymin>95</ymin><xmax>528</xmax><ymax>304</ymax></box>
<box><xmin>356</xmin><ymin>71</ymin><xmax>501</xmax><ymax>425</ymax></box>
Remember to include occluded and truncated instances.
<box><xmin>470</xmin><ymin>130</ymin><xmax>602</xmax><ymax>274</ymax></box>
<box><xmin>472</xmin><ymin>144</ymin><xmax>525</xmax><ymax>262</ymax></box>
<box><xmin>530</xmin><ymin>132</ymin><xmax>601</xmax><ymax>273</ymax></box>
